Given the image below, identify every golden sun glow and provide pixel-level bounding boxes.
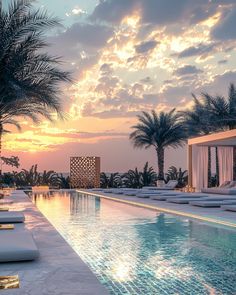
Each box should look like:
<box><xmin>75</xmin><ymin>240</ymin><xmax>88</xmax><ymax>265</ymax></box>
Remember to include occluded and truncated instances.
<box><xmin>2</xmin><ymin>0</ymin><xmax>235</xmax><ymax>172</ymax></box>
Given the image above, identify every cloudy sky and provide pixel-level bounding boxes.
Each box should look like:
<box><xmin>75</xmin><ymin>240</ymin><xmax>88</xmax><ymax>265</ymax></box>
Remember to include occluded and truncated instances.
<box><xmin>3</xmin><ymin>0</ymin><xmax>236</xmax><ymax>173</ymax></box>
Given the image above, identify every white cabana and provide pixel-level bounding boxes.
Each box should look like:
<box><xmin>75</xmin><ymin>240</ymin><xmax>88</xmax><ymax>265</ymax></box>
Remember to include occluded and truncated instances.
<box><xmin>188</xmin><ymin>130</ymin><xmax>236</xmax><ymax>191</ymax></box>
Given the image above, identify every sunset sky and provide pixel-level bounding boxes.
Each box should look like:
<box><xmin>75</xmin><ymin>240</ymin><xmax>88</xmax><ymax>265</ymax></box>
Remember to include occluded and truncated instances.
<box><xmin>3</xmin><ymin>0</ymin><xmax>236</xmax><ymax>173</ymax></box>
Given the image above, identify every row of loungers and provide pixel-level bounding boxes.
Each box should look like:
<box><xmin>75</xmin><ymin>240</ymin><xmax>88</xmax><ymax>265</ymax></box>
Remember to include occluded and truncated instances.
<box><xmin>91</xmin><ymin>188</ymin><xmax>236</xmax><ymax>212</ymax></box>
<box><xmin>0</xmin><ymin>197</ymin><xmax>39</xmax><ymax>263</ymax></box>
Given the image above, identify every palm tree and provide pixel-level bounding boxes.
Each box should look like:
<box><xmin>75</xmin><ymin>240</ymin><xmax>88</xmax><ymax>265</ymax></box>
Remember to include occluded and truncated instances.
<box><xmin>180</xmin><ymin>94</ymin><xmax>216</xmax><ymax>136</ymax></box>
<box><xmin>130</xmin><ymin>109</ymin><xmax>187</xmax><ymax>180</ymax></box>
<box><xmin>0</xmin><ymin>0</ymin><xmax>71</xmax><ymax>173</ymax></box>
<box><xmin>17</xmin><ymin>164</ymin><xmax>40</xmax><ymax>186</ymax></box>
<box><xmin>140</xmin><ymin>162</ymin><xmax>157</xmax><ymax>187</ymax></box>
<box><xmin>58</xmin><ymin>174</ymin><xmax>70</xmax><ymax>189</ymax></box>
<box><xmin>201</xmin><ymin>84</ymin><xmax>236</xmax><ymax>181</ymax></box>
<box><xmin>182</xmin><ymin>84</ymin><xmax>236</xmax><ymax>186</ymax></box>
<box><xmin>100</xmin><ymin>172</ymin><xmax>121</xmax><ymax>188</ymax></box>
<box><xmin>122</xmin><ymin>168</ymin><xmax>142</xmax><ymax>188</ymax></box>
<box><xmin>205</xmin><ymin>84</ymin><xmax>236</xmax><ymax>130</ymax></box>
<box><xmin>165</xmin><ymin>166</ymin><xmax>188</xmax><ymax>188</ymax></box>
<box><xmin>39</xmin><ymin>170</ymin><xmax>59</xmax><ymax>187</ymax></box>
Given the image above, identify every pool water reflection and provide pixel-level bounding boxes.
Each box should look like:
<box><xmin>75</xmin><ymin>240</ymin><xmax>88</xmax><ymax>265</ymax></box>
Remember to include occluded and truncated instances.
<box><xmin>32</xmin><ymin>192</ymin><xmax>236</xmax><ymax>295</ymax></box>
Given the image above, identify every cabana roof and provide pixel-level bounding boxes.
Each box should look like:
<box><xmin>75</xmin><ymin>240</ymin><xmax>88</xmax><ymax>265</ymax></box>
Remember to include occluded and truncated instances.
<box><xmin>188</xmin><ymin>129</ymin><xmax>236</xmax><ymax>147</ymax></box>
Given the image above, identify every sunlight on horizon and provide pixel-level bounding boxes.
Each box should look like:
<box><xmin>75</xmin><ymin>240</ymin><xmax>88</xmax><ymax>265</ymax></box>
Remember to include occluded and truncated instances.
<box><xmin>2</xmin><ymin>0</ymin><xmax>236</xmax><ymax>172</ymax></box>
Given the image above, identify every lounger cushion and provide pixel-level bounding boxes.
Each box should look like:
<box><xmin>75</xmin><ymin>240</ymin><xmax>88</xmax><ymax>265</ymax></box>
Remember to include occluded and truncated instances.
<box><xmin>201</xmin><ymin>188</ymin><xmax>236</xmax><ymax>194</ymax></box>
<box><xmin>0</xmin><ymin>200</ymin><xmax>13</xmax><ymax>205</ymax></box>
<box><xmin>0</xmin><ymin>212</ymin><xmax>25</xmax><ymax>223</ymax></box>
<box><xmin>189</xmin><ymin>200</ymin><xmax>236</xmax><ymax>207</ymax></box>
<box><xmin>166</xmin><ymin>180</ymin><xmax>178</xmax><ymax>188</ymax></box>
<box><xmin>190</xmin><ymin>201</ymin><xmax>222</xmax><ymax>207</ymax></box>
<box><xmin>220</xmin><ymin>181</ymin><xmax>231</xmax><ymax>188</ymax></box>
<box><xmin>142</xmin><ymin>186</ymin><xmax>160</xmax><ymax>190</ymax></box>
<box><xmin>125</xmin><ymin>192</ymin><xmax>137</xmax><ymax>196</ymax></box>
<box><xmin>158</xmin><ymin>192</ymin><xmax>183</xmax><ymax>196</ymax></box>
<box><xmin>174</xmin><ymin>194</ymin><xmax>205</xmax><ymax>198</ymax></box>
<box><xmin>149</xmin><ymin>192</ymin><xmax>182</xmax><ymax>199</ymax></box>
<box><xmin>0</xmin><ymin>230</ymin><xmax>39</xmax><ymax>262</ymax></box>
<box><xmin>228</xmin><ymin>180</ymin><xmax>236</xmax><ymax>188</ymax></box>
<box><xmin>168</xmin><ymin>198</ymin><xmax>206</xmax><ymax>204</ymax></box>
<box><xmin>151</xmin><ymin>195</ymin><xmax>183</xmax><ymax>201</ymax></box>
<box><xmin>151</xmin><ymin>194</ymin><xmax>206</xmax><ymax>201</ymax></box>
<box><xmin>221</xmin><ymin>205</ymin><xmax>236</xmax><ymax>212</ymax></box>
<box><xmin>199</xmin><ymin>197</ymin><xmax>236</xmax><ymax>201</ymax></box>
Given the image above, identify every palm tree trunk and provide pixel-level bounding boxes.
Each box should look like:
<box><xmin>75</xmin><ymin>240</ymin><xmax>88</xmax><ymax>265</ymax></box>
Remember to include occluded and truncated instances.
<box><xmin>0</xmin><ymin>123</ymin><xmax>2</xmax><ymax>176</ymax></box>
<box><xmin>215</xmin><ymin>147</ymin><xmax>219</xmax><ymax>186</ymax></box>
<box><xmin>208</xmin><ymin>147</ymin><xmax>212</xmax><ymax>187</ymax></box>
<box><xmin>157</xmin><ymin>148</ymin><xmax>164</xmax><ymax>180</ymax></box>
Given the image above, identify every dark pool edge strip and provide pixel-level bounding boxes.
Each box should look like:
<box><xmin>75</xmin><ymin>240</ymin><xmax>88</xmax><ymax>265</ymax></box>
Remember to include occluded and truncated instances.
<box><xmin>76</xmin><ymin>190</ymin><xmax>236</xmax><ymax>229</ymax></box>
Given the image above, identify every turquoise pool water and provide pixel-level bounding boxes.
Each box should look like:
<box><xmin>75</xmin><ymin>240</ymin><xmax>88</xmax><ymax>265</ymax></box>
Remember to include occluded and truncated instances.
<box><xmin>32</xmin><ymin>191</ymin><xmax>236</xmax><ymax>295</ymax></box>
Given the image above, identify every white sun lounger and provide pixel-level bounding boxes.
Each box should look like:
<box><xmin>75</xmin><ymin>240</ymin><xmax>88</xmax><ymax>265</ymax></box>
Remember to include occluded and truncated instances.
<box><xmin>144</xmin><ymin>180</ymin><xmax>178</xmax><ymax>191</ymax></box>
<box><xmin>0</xmin><ymin>226</ymin><xmax>39</xmax><ymax>262</ymax></box>
<box><xmin>142</xmin><ymin>186</ymin><xmax>159</xmax><ymax>190</ymax></box>
<box><xmin>221</xmin><ymin>205</ymin><xmax>236</xmax><ymax>212</ymax></box>
<box><xmin>137</xmin><ymin>190</ymin><xmax>181</xmax><ymax>198</ymax></box>
<box><xmin>0</xmin><ymin>199</ymin><xmax>13</xmax><ymax>205</ymax></box>
<box><xmin>149</xmin><ymin>192</ymin><xmax>183</xmax><ymax>199</ymax></box>
<box><xmin>125</xmin><ymin>191</ymin><xmax>139</xmax><ymax>196</ymax></box>
<box><xmin>136</xmin><ymin>191</ymin><xmax>170</xmax><ymax>198</ymax></box>
<box><xmin>0</xmin><ymin>212</ymin><xmax>25</xmax><ymax>223</ymax></box>
<box><xmin>103</xmin><ymin>189</ymin><xmax>113</xmax><ymax>193</ymax></box>
<box><xmin>111</xmin><ymin>190</ymin><xmax>124</xmax><ymax>194</ymax></box>
<box><xmin>190</xmin><ymin>200</ymin><xmax>236</xmax><ymax>207</ymax></box>
<box><xmin>151</xmin><ymin>194</ymin><xmax>205</xmax><ymax>201</ymax></box>
<box><xmin>168</xmin><ymin>197</ymin><xmax>207</xmax><ymax>204</ymax></box>
<box><xmin>91</xmin><ymin>188</ymin><xmax>104</xmax><ymax>192</ymax></box>
<box><xmin>201</xmin><ymin>188</ymin><xmax>236</xmax><ymax>195</ymax></box>
<box><xmin>196</xmin><ymin>196</ymin><xmax>236</xmax><ymax>201</ymax></box>
<box><xmin>139</xmin><ymin>190</ymin><xmax>161</xmax><ymax>194</ymax></box>
<box><xmin>137</xmin><ymin>194</ymin><xmax>151</xmax><ymax>198</ymax></box>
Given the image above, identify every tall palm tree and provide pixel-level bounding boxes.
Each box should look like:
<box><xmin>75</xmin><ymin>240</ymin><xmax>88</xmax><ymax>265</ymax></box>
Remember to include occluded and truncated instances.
<box><xmin>180</xmin><ymin>94</ymin><xmax>215</xmax><ymax>136</ymax></box>
<box><xmin>181</xmin><ymin>84</ymin><xmax>236</xmax><ymax>186</ymax></box>
<box><xmin>0</xmin><ymin>0</ymin><xmax>71</xmax><ymax>172</ymax></box>
<box><xmin>202</xmin><ymin>84</ymin><xmax>236</xmax><ymax>130</ymax></box>
<box><xmin>201</xmin><ymin>83</ymin><xmax>236</xmax><ymax>181</ymax></box>
<box><xmin>130</xmin><ymin>109</ymin><xmax>187</xmax><ymax>180</ymax></box>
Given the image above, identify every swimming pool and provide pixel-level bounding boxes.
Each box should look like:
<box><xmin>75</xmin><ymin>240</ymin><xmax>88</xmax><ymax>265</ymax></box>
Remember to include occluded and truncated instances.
<box><xmin>32</xmin><ymin>191</ymin><xmax>236</xmax><ymax>295</ymax></box>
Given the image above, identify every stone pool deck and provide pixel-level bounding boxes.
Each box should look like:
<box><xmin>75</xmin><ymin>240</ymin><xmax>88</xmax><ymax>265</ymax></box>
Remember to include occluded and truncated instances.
<box><xmin>80</xmin><ymin>190</ymin><xmax>236</xmax><ymax>228</ymax></box>
<box><xmin>0</xmin><ymin>190</ymin><xmax>109</xmax><ymax>295</ymax></box>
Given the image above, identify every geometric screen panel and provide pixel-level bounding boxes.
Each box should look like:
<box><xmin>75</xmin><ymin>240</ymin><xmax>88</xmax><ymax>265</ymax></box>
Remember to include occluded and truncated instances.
<box><xmin>70</xmin><ymin>157</ymin><xmax>100</xmax><ymax>188</ymax></box>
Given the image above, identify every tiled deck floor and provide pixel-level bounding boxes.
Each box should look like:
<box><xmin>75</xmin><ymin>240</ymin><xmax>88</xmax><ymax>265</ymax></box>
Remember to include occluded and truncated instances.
<box><xmin>0</xmin><ymin>191</ymin><xmax>109</xmax><ymax>295</ymax></box>
<box><xmin>80</xmin><ymin>190</ymin><xmax>236</xmax><ymax>228</ymax></box>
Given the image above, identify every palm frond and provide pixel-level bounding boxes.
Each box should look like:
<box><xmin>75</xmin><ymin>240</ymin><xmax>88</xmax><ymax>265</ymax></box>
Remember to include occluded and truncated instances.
<box><xmin>0</xmin><ymin>0</ymin><xmax>72</xmax><ymax>139</ymax></box>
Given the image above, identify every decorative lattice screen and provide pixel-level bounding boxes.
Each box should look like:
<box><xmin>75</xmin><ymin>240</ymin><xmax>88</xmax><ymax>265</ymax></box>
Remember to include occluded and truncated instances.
<box><xmin>70</xmin><ymin>157</ymin><xmax>100</xmax><ymax>188</ymax></box>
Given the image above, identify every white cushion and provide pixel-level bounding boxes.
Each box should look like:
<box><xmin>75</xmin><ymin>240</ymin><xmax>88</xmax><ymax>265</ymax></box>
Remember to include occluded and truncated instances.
<box><xmin>0</xmin><ymin>229</ymin><xmax>39</xmax><ymax>262</ymax></box>
<box><xmin>0</xmin><ymin>212</ymin><xmax>25</xmax><ymax>223</ymax></box>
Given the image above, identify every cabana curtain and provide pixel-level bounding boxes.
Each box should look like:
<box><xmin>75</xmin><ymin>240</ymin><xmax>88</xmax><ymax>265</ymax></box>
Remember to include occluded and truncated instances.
<box><xmin>192</xmin><ymin>146</ymin><xmax>208</xmax><ymax>191</ymax></box>
<box><xmin>218</xmin><ymin>147</ymin><xmax>233</xmax><ymax>185</ymax></box>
